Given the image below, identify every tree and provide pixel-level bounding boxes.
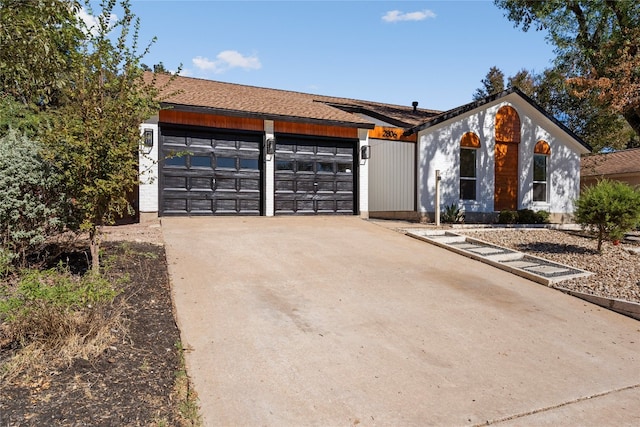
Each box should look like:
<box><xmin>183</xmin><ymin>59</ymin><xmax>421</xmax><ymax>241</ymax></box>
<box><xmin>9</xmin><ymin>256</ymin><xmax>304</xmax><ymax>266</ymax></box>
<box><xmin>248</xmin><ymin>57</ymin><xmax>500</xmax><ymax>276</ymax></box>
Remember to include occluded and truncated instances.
<box><xmin>43</xmin><ymin>0</ymin><xmax>161</xmax><ymax>272</ymax></box>
<box><xmin>574</xmin><ymin>179</ymin><xmax>640</xmax><ymax>252</ymax></box>
<box><xmin>507</xmin><ymin>69</ymin><xmax>536</xmax><ymax>96</ymax></box>
<box><xmin>0</xmin><ymin>0</ymin><xmax>83</xmax><ymax>107</ymax></box>
<box><xmin>473</xmin><ymin>66</ymin><xmax>505</xmax><ymax>100</ymax></box>
<box><xmin>495</xmin><ymin>0</ymin><xmax>640</xmax><ymax>138</ymax></box>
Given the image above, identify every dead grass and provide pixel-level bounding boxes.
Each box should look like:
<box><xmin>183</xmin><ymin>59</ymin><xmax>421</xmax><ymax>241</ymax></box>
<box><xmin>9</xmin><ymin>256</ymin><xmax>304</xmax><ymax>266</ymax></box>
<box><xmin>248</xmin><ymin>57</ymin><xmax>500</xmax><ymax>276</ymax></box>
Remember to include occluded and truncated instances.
<box><xmin>1</xmin><ymin>299</ymin><xmax>127</xmax><ymax>385</ymax></box>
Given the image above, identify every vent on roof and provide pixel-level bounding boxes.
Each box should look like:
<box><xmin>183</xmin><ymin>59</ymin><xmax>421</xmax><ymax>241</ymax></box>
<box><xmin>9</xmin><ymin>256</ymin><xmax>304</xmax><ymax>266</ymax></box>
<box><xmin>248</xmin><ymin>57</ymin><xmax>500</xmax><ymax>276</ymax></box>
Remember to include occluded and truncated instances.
<box><xmin>412</xmin><ymin>101</ymin><xmax>419</xmax><ymax>112</ymax></box>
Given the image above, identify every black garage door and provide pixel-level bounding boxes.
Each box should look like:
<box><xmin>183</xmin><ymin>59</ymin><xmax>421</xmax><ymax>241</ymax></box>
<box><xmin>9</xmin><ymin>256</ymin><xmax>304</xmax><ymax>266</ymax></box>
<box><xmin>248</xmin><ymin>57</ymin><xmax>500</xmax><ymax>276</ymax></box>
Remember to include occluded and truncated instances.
<box><xmin>274</xmin><ymin>137</ymin><xmax>356</xmax><ymax>214</ymax></box>
<box><xmin>160</xmin><ymin>127</ymin><xmax>262</xmax><ymax>215</ymax></box>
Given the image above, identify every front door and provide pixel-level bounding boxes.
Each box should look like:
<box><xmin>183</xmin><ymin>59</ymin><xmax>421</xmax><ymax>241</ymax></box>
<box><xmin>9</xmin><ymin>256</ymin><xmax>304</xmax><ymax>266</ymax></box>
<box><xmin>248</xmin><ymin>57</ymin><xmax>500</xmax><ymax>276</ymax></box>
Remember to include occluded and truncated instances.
<box><xmin>494</xmin><ymin>142</ymin><xmax>518</xmax><ymax>211</ymax></box>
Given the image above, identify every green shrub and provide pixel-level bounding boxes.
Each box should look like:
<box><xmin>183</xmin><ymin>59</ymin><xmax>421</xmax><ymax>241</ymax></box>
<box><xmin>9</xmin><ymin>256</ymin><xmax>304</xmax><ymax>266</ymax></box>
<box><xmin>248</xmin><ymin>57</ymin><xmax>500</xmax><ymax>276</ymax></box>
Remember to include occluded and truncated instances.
<box><xmin>516</xmin><ymin>209</ymin><xmax>550</xmax><ymax>224</ymax></box>
<box><xmin>0</xmin><ymin>130</ymin><xmax>63</xmax><ymax>263</ymax></box>
<box><xmin>534</xmin><ymin>210</ymin><xmax>550</xmax><ymax>224</ymax></box>
<box><xmin>498</xmin><ymin>210</ymin><xmax>518</xmax><ymax>224</ymax></box>
<box><xmin>574</xmin><ymin>179</ymin><xmax>640</xmax><ymax>251</ymax></box>
<box><xmin>441</xmin><ymin>203</ymin><xmax>465</xmax><ymax>223</ymax></box>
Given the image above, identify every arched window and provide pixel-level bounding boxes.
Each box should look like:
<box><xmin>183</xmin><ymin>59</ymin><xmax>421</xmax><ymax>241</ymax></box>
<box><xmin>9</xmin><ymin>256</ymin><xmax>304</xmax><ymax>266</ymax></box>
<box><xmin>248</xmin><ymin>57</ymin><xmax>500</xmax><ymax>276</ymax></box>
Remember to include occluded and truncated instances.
<box><xmin>460</xmin><ymin>132</ymin><xmax>480</xmax><ymax>200</ymax></box>
<box><xmin>533</xmin><ymin>140</ymin><xmax>550</xmax><ymax>202</ymax></box>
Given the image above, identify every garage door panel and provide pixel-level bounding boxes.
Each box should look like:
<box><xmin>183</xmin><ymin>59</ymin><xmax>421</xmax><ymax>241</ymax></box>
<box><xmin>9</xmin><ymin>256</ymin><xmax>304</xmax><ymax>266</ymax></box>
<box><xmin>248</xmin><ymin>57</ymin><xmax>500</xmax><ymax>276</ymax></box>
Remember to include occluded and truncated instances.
<box><xmin>274</xmin><ymin>137</ymin><xmax>356</xmax><ymax>215</ymax></box>
<box><xmin>160</xmin><ymin>128</ymin><xmax>262</xmax><ymax>216</ymax></box>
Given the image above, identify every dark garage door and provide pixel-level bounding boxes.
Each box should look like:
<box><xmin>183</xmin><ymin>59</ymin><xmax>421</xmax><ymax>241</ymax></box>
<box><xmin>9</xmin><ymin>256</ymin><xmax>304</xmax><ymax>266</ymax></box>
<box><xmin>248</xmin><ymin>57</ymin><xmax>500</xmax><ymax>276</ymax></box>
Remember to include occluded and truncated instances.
<box><xmin>160</xmin><ymin>127</ymin><xmax>262</xmax><ymax>215</ymax></box>
<box><xmin>274</xmin><ymin>137</ymin><xmax>356</xmax><ymax>214</ymax></box>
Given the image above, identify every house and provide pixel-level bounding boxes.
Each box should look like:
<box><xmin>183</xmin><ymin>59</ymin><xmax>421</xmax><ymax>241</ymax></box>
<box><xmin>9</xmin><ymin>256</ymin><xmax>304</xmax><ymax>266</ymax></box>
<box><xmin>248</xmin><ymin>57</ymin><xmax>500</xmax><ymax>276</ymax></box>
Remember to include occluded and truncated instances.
<box><xmin>139</xmin><ymin>75</ymin><xmax>590</xmax><ymax>223</ymax></box>
<box><xmin>581</xmin><ymin>147</ymin><xmax>640</xmax><ymax>189</ymax></box>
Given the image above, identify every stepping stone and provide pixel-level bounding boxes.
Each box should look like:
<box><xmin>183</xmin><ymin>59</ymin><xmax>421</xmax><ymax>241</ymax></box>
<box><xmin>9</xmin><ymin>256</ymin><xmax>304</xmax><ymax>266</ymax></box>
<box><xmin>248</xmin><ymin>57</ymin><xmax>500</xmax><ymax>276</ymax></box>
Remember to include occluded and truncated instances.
<box><xmin>503</xmin><ymin>260</ymin><xmax>539</xmax><ymax>268</ymax></box>
<box><xmin>467</xmin><ymin>247</ymin><xmax>504</xmax><ymax>255</ymax></box>
<box><xmin>454</xmin><ymin>243</ymin><xmax>482</xmax><ymax>249</ymax></box>
<box><xmin>525</xmin><ymin>265</ymin><xmax>570</xmax><ymax>275</ymax></box>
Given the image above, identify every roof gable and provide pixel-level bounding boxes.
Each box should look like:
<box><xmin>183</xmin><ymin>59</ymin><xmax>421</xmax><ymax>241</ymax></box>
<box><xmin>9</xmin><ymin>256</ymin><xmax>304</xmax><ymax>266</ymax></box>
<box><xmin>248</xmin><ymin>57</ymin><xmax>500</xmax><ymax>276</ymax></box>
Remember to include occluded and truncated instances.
<box><xmin>404</xmin><ymin>88</ymin><xmax>592</xmax><ymax>153</ymax></box>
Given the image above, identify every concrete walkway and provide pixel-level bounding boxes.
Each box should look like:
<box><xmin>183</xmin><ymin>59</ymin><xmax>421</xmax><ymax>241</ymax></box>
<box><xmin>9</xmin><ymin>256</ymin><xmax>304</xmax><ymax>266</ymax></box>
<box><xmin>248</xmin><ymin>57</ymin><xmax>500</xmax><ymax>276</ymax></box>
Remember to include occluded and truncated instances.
<box><xmin>162</xmin><ymin>217</ymin><xmax>640</xmax><ymax>426</ymax></box>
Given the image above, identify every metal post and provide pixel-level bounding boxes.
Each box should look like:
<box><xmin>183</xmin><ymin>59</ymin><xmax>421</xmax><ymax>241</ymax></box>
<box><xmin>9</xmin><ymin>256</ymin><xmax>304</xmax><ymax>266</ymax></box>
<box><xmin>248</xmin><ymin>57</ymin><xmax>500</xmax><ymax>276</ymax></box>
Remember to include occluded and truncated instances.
<box><xmin>435</xmin><ymin>169</ymin><xmax>441</xmax><ymax>226</ymax></box>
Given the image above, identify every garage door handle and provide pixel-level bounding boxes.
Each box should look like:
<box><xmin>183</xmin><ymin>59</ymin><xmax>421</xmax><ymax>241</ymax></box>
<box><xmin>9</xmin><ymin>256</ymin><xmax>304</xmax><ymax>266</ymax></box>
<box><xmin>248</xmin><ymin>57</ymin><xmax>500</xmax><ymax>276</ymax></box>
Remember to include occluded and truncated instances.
<box><xmin>314</xmin><ymin>182</ymin><xmax>318</xmax><ymax>186</ymax></box>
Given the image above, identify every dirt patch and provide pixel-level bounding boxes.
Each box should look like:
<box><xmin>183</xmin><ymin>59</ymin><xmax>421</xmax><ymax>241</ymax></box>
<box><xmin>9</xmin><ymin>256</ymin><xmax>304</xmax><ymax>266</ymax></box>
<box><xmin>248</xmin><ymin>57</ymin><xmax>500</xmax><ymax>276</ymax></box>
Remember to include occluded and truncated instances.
<box><xmin>0</xmin><ymin>240</ymin><xmax>185</xmax><ymax>426</ymax></box>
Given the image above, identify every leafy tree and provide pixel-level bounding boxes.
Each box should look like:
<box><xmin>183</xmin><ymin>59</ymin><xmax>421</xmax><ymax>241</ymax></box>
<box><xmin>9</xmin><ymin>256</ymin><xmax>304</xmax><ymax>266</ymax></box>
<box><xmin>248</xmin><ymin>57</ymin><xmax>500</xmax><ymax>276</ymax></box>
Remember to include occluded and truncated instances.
<box><xmin>495</xmin><ymin>0</ymin><xmax>640</xmax><ymax>139</ymax></box>
<box><xmin>507</xmin><ymin>69</ymin><xmax>536</xmax><ymax>96</ymax></box>
<box><xmin>0</xmin><ymin>0</ymin><xmax>83</xmax><ymax>107</ymax></box>
<box><xmin>43</xmin><ymin>0</ymin><xmax>161</xmax><ymax>272</ymax></box>
<box><xmin>574</xmin><ymin>179</ymin><xmax>640</xmax><ymax>252</ymax></box>
<box><xmin>473</xmin><ymin>66</ymin><xmax>505</xmax><ymax>100</ymax></box>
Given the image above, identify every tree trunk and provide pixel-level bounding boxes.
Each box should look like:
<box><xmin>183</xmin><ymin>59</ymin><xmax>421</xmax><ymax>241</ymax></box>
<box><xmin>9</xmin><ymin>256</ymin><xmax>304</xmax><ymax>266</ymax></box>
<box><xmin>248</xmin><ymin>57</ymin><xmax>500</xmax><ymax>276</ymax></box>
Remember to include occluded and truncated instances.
<box><xmin>597</xmin><ymin>226</ymin><xmax>604</xmax><ymax>252</ymax></box>
<box><xmin>623</xmin><ymin>106</ymin><xmax>640</xmax><ymax>139</ymax></box>
<box><xmin>89</xmin><ymin>227</ymin><xmax>100</xmax><ymax>274</ymax></box>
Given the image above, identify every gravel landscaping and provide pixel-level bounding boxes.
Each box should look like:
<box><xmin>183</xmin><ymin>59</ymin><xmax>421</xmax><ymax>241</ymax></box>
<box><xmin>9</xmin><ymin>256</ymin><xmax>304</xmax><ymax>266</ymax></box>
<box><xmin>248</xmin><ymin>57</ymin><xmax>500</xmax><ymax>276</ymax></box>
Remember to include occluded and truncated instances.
<box><xmin>458</xmin><ymin>228</ymin><xmax>640</xmax><ymax>303</ymax></box>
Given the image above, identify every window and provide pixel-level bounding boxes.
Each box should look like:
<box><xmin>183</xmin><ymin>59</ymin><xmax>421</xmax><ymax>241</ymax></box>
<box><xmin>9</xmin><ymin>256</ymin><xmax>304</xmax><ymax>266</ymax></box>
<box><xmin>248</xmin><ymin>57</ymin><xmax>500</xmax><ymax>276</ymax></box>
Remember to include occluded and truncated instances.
<box><xmin>533</xmin><ymin>141</ymin><xmax>550</xmax><ymax>202</ymax></box>
<box><xmin>216</xmin><ymin>157</ymin><xmax>236</xmax><ymax>169</ymax></box>
<box><xmin>460</xmin><ymin>132</ymin><xmax>480</xmax><ymax>200</ymax></box>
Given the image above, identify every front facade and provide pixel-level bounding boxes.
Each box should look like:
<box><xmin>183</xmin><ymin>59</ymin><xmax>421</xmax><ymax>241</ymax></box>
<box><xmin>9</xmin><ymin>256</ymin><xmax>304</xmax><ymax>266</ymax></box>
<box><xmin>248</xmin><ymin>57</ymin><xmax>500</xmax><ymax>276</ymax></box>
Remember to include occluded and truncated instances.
<box><xmin>410</xmin><ymin>90</ymin><xmax>591</xmax><ymax>223</ymax></box>
<box><xmin>139</xmin><ymin>73</ymin><xmax>435</xmax><ymax>219</ymax></box>
<box><xmin>139</xmin><ymin>77</ymin><xmax>589</xmax><ymax>223</ymax></box>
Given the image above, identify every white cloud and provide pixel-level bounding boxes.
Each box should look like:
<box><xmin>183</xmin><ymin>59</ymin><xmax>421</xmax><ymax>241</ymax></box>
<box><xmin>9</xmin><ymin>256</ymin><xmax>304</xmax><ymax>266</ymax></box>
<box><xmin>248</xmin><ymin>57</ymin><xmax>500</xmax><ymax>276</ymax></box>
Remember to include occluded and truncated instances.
<box><xmin>382</xmin><ymin>9</ymin><xmax>436</xmax><ymax>23</ymax></box>
<box><xmin>78</xmin><ymin>7</ymin><xmax>117</xmax><ymax>35</ymax></box>
<box><xmin>192</xmin><ymin>50</ymin><xmax>262</xmax><ymax>74</ymax></box>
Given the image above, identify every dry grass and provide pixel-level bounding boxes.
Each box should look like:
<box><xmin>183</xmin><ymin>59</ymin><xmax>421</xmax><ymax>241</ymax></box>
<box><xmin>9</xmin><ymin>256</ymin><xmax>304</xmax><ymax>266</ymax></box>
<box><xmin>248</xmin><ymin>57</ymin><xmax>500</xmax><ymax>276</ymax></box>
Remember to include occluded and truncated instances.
<box><xmin>1</xmin><ymin>299</ymin><xmax>127</xmax><ymax>386</ymax></box>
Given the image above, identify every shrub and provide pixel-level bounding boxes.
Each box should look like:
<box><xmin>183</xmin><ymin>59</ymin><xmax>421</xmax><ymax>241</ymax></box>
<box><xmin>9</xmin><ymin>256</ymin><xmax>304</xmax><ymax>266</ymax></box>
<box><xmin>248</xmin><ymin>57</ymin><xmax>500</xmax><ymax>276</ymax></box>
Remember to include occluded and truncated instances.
<box><xmin>441</xmin><ymin>203</ymin><xmax>465</xmax><ymax>223</ymax></box>
<box><xmin>498</xmin><ymin>210</ymin><xmax>518</xmax><ymax>224</ymax></box>
<box><xmin>516</xmin><ymin>209</ymin><xmax>537</xmax><ymax>224</ymax></box>
<box><xmin>0</xmin><ymin>130</ymin><xmax>63</xmax><ymax>264</ymax></box>
<box><xmin>534</xmin><ymin>210</ymin><xmax>550</xmax><ymax>224</ymax></box>
<box><xmin>574</xmin><ymin>179</ymin><xmax>640</xmax><ymax>251</ymax></box>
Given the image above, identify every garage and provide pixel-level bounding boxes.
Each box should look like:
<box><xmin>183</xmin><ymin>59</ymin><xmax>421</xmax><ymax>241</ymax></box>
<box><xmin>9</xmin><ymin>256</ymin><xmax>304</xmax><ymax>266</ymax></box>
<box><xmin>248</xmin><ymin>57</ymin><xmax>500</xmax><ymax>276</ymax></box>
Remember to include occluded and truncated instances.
<box><xmin>274</xmin><ymin>137</ymin><xmax>356</xmax><ymax>214</ymax></box>
<box><xmin>160</xmin><ymin>127</ymin><xmax>263</xmax><ymax>215</ymax></box>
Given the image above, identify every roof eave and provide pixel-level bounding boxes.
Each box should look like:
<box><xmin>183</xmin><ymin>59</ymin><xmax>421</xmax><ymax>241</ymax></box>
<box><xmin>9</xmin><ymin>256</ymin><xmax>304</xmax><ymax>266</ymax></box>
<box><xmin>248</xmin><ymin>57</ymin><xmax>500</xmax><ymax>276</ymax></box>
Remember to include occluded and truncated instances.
<box><xmin>161</xmin><ymin>103</ymin><xmax>375</xmax><ymax>129</ymax></box>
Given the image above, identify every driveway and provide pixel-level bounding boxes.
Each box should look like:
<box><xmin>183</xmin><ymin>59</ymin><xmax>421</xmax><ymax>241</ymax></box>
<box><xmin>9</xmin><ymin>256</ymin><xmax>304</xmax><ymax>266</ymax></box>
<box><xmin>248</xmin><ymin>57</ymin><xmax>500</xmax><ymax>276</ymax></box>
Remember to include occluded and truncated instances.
<box><xmin>162</xmin><ymin>217</ymin><xmax>640</xmax><ymax>426</ymax></box>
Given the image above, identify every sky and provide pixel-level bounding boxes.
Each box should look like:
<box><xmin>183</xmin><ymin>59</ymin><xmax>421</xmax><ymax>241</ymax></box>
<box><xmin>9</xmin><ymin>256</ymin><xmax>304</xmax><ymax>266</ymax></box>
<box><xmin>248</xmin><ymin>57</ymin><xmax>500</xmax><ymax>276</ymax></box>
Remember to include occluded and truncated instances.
<box><xmin>90</xmin><ymin>0</ymin><xmax>557</xmax><ymax>111</ymax></box>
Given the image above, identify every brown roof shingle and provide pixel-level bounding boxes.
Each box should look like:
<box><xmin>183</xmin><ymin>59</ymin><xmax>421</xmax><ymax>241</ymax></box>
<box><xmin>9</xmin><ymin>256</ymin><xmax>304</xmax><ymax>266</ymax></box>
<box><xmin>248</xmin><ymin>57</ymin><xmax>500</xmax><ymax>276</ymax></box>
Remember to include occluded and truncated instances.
<box><xmin>149</xmin><ymin>72</ymin><xmax>440</xmax><ymax>128</ymax></box>
<box><xmin>581</xmin><ymin>148</ymin><xmax>640</xmax><ymax>177</ymax></box>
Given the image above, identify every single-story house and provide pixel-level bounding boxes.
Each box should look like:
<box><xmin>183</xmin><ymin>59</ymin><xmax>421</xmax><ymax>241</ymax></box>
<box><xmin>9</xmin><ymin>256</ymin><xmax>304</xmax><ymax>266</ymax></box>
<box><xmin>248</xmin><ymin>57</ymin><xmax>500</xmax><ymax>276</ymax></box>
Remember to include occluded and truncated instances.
<box><xmin>581</xmin><ymin>147</ymin><xmax>640</xmax><ymax>189</ymax></box>
<box><xmin>139</xmin><ymin>74</ymin><xmax>591</xmax><ymax>223</ymax></box>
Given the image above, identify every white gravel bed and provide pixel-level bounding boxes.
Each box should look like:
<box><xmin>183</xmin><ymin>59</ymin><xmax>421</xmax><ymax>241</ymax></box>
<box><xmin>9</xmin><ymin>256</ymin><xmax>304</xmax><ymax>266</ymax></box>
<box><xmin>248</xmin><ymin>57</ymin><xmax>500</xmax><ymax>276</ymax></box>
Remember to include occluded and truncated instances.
<box><xmin>459</xmin><ymin>229</ymin><xmax>640</xmax><ymax>303</ymax></box>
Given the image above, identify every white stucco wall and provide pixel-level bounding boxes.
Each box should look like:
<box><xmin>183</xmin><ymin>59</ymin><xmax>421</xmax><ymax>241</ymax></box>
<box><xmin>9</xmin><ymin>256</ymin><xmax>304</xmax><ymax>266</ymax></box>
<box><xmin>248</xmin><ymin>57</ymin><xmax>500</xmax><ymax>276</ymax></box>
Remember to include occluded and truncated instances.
<box><xmin>139</xmin><ymin>121</ymin><xmax>159</xmax><ymax>213</ymax></box>
<box><xmin>417</xmin><ymin>94</ymin><xmax>588</xmax><ymax>217</ymax></box>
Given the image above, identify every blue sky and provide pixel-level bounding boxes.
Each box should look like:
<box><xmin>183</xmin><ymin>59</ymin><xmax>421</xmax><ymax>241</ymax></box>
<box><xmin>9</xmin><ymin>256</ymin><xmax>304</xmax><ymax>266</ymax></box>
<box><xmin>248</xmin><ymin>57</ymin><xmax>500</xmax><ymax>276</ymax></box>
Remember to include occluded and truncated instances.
<box><xmin>96</xmin><ymin>1</ymin><xmax>556</xmax><ymax>111</ymax></box>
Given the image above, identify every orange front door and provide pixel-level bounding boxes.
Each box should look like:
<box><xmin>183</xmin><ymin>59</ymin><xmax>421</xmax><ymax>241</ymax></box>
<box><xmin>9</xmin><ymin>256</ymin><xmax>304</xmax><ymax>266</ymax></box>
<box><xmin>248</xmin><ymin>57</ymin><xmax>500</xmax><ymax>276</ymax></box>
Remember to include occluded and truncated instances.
<box><xmin>494</xmin><ymin>142</ymin><xmax>518</xmax><ymax>211</ymax></box>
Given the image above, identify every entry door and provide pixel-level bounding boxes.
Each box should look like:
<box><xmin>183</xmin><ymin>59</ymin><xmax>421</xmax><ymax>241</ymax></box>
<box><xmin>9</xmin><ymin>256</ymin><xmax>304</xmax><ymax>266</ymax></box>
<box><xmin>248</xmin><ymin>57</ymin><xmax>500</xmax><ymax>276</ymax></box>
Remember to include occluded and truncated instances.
<box><xmin>494</xmin><ymin>142</ymin><xmax>518</xmax><ymax>211</ymax></box>
<box><xmin>274</xmin><ymin>138</ymin><xmax>356</xmax><ymax>214</ymax></box>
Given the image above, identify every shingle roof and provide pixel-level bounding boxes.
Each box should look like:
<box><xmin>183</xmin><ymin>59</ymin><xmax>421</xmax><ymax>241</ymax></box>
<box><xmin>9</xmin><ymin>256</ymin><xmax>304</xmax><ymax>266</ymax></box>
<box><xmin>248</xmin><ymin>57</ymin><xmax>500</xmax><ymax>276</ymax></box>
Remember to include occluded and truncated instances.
<box><xmin>148</xmin><ymin>72</ymin><xmax>439</xmax><ymax>128</ymax></box>
<box><xmin>581</xmin><ymin>148</ymin><xmax>640</xmax><ymax>177</ymax></box>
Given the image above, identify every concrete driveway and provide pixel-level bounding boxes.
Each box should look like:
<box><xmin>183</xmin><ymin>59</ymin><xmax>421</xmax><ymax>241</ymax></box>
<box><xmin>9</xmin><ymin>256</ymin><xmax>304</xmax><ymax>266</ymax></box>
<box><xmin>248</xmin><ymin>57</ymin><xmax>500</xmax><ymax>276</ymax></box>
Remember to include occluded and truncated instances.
<box><xmin>162</xmin><ymin>217</ymin><xmax>640</xmax><ymax>426</ymax></box>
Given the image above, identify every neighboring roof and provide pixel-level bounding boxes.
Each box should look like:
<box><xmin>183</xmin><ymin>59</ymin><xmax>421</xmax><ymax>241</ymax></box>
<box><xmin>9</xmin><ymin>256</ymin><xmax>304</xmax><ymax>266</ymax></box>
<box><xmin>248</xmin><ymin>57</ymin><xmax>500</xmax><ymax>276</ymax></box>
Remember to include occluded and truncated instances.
<box><xmin>403</xmin><ymin>88</ymin><xmax>592</xmax><ymax>153</ymax></box>
<box><xmin>581</xmin><ymin>147</ymin><xmax>640</xmax><ymax>177</ymax></box>
<box><xmin>148</xmin><ymin>72</ymin><xmax>440</xmax><ymax>128</ymax></box>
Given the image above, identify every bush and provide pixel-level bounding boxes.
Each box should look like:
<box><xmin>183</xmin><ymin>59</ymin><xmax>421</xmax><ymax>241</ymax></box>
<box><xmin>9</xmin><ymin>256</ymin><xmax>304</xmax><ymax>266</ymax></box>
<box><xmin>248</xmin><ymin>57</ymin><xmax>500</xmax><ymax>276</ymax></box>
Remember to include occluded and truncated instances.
<box><xmin>498</xmin><ymin>209</ymin><xmax>550</xmax><ymax>224</ymax></box>
<box><xmin>441</xmin><ymin>203</ymin><xmax>465</xmax><ymax>223</ymax></box>
<box><xmin>498</xmin><ymin>210</ymin><xmax>518</xmax><ymax>224</ymax></box>
<box><xmin>574</xmin><ymin>179</ymin><xmax>640</xmax><ymax>251</ymax></box>
<box><xmin>0</xmin><ymin>130</ymin><xmax>63</xmax><ymax>264</ymax></box>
